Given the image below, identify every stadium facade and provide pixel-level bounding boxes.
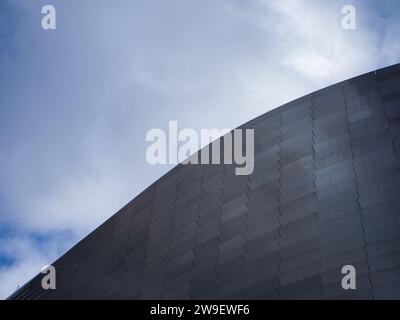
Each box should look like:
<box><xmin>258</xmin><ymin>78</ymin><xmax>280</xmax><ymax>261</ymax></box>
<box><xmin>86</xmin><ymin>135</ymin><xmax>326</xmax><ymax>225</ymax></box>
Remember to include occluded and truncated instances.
<box><xmin>10</xmin><ymin>63</ymin><xmax>400</xmax><ymax>300</ymax></box>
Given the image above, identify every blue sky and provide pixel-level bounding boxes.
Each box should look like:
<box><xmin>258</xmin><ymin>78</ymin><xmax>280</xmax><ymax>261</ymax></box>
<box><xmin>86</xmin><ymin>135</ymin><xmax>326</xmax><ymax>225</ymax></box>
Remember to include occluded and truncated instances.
<box><xmin>0</xmin><ymin>0</ymin><xmax>399</xmax><ymax>299</ymax></box>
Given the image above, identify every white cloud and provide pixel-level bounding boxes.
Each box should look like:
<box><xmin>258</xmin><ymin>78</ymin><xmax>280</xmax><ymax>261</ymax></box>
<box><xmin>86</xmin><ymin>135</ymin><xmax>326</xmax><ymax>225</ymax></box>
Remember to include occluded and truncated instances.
<box><xmin>0</xmin><ymin>234</ymin><xmax>76</xmax><ymax>299</ymax></box>
<box><xmin>258</xmin><ymin>0</ymin><xmax>380</xmax><ymax>84</ymax></box>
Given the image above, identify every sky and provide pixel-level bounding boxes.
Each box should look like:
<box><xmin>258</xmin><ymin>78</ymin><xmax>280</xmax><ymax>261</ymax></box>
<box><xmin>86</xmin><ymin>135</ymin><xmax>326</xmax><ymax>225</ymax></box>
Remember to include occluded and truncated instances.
<box><xmin>0</xmin><ymin>0</ymin><xmax>399</xmax><ymax>299</ymax></box>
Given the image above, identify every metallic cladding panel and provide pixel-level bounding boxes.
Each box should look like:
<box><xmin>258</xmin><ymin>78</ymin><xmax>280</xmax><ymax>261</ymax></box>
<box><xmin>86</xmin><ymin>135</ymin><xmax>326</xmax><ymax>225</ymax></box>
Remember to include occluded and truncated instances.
<box><xmin>10</xmin><ymin>64</ymin><xmax>400</xmax><ymax>300</ymax></box>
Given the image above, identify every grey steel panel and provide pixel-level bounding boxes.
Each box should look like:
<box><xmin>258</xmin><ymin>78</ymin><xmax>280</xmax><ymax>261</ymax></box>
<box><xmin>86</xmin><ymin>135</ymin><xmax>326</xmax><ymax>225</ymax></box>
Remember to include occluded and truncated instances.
<box><xmin>11</xmin><ymin>63</ymin><xmax>400</xmax><ymax>300</ymax></box>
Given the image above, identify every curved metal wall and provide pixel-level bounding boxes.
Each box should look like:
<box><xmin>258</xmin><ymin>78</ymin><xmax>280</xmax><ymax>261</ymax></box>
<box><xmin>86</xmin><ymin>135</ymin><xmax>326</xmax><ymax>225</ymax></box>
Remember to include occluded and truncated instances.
<box><xmin>10</xmin><ymin>64</ymin><xmax>400</xmax><ymax>300</ymax></box>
